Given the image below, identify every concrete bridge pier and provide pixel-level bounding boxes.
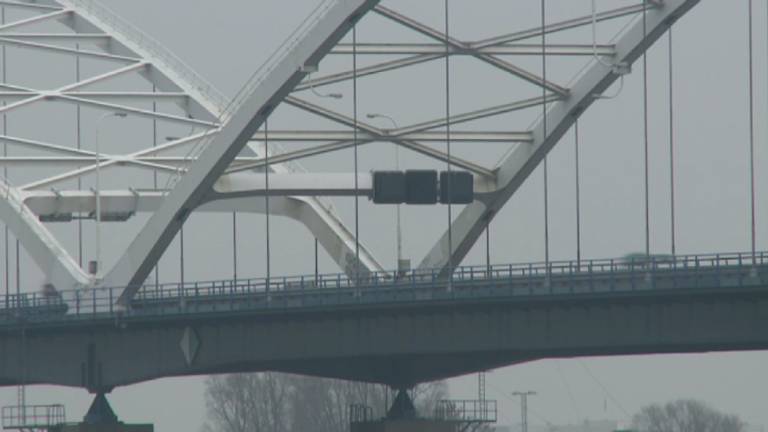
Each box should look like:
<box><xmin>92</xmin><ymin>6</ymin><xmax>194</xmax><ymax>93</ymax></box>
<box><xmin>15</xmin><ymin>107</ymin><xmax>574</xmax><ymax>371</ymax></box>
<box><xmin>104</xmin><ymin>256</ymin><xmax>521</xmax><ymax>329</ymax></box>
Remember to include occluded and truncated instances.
<box><xmin>351</xmin><ymin>389</ymin><xmax>459</xmax><ymax>432</ymax></box>
<box><xmin>50</xmin><ymin>393</ymin><xmax>153</xmax><ymax>432</ymax></box>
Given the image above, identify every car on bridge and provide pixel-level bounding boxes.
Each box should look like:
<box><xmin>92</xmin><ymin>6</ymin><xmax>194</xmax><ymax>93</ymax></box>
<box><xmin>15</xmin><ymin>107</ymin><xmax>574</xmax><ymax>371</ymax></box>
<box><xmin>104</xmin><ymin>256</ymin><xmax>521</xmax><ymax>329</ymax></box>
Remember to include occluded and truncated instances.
<box><xmin>619</xmin><ymin>252</ymin><xmax>675</xmax><ymax>271</ymax></box>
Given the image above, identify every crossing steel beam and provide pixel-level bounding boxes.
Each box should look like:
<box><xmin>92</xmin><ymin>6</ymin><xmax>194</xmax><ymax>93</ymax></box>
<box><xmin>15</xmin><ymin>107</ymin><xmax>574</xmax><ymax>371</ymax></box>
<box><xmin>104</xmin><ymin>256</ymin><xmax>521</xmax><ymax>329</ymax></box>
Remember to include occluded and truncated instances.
<box><xmin>105</xmin><ymin>0</ymin><xmax>383</xmax><ymax>304</ymax></box>
<box><xmin>0</xmin><ymin>0</ymin><xmax>388</xmax><ymax>295</ymax></box>
<box><xmin>330</xmin><ymin>43</ymin><xmax>615</xmax><ymax>56</ymax></box>
<box><xmin>297</xmin><ymin>3</ymin><xmax>646</xmax><ymax>93</ymax></box>
<box><xmin>419</xmin><ymin>0</ymin><xmax>701</xmax><ymax>275</ymax></box>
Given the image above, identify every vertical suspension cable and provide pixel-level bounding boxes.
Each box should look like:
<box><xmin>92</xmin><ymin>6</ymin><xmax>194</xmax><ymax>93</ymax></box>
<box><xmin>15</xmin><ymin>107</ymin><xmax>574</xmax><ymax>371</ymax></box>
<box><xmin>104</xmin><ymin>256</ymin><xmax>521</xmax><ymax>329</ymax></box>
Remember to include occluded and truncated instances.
<box><xmin>445</xmin><ymin>0</ymin><xmax>453</xmax><ymax>282</ymax></box>
<box><xmin>485</xmin><ymin>224</ymin><xmax>491</xmax><ymax>278</ymax></box>
<box><xmin>15</xmin><ymin>238</ymin><xmax>19</xmax><ymax>298</ymax></box>
<box><xmin>152</xmin><ymin>84</ymin><xmax>159</xmax><ymax>288</ymax></box>
<box><xmin>668</xmin><ymin>28</ymin><xmax>676</xmax><ymax>256</ymax></box>
<box><xmin>179</xmin><ymin>226</ymin><xmax>184</xmax><ymax>286</ymax></box>
<box><xmin>233</xmin><ymin>213</ymin><xmax>237</xmax><ymax>281</ymax></box>
<box><xmin>5</xmin><ymin>0</ymin><xmax>18</xmax><ymax>308</ymax></box>
<box><xmin>265</xmin><ymin>118</ymin><xmax>271</xmax><ymax>291</ymax></box>
<box><xmin>643</xmin><ymin>0</ymin><xmax>651</xmax><ymax>257</ymax></box>
<box><xmin>353</xmin><ymin>26</ymin><xmax>360</xmax><ymax>284</ymax></box>
<box><xmin>1</xmin><ymin>6</ymin><xmax>7</xmax><ymax>309</ymax></box>
<box><xmin>748</xmin><ymin>0</ymin><xmax>757</xmax><ymax>260</ymax></box>
<box><xmin>575</xmin><ymin>120</ymin><xmax>581</xmax><ymax>265</ymax></box>
<box><xmin>542</xmin><ymin>0</ymin><xmax>550</xmax><ymax>269</ymax></box>
<box><xmin>76</xmin><ymin>44</ymin><xmax>83</xmax><ymax>268</ymax></box>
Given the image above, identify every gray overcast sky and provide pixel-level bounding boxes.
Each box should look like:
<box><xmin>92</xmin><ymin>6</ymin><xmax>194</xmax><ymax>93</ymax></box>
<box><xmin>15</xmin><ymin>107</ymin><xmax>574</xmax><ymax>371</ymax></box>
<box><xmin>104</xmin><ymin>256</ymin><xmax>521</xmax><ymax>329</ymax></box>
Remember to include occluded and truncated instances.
<box><xmin>1</xmin><ymin>0</ymin><xmax>768</xmax><ymax>431</ymax></box>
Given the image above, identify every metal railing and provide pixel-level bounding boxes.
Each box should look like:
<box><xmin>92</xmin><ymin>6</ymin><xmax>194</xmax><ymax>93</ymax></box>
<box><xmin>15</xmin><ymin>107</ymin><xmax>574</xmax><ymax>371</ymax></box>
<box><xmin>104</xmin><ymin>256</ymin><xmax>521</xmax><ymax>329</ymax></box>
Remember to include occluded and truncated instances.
<box><xmin>0</xmin><ymin>251</ymin><xmax>765</xmax><ymax>324</ymax></box>
<box><xmin>434</xmin><ymin>400</ymin><xmax>497</xmax><ymax>423</ymax></box>
<box><xmin>348</xmin><ymin>404</ymin><xmax>374</xmax><ymax>424</ymax></box>
<box><xmin>59</xmin><ymin>0</ymin><xmax>229</xmax><ymax>114</ymax></box>
<box><xmin>1</xmin><ymin>405</ymin><xmax>65</xmax><ymax>430</ymax></box>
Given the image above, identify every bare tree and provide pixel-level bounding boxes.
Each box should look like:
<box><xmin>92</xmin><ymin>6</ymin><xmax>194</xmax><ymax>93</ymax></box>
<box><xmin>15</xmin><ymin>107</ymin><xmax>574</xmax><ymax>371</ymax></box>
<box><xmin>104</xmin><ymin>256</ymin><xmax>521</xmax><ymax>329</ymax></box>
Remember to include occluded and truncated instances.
<box><xmin>203</xmin><ymin>373</ymin><xmax>448</xmax><ymax>432</ymax></box>
<box><xmin>411</xmin><ymin>380</ymin><xmax>449</xmax><ymax>415</ymax></box>
<box><xmin>633</xmin><ymin>399</ymin><xmax>744</xmax><ymax>432</ymax></box>
<box><xmin>203</xmin><ymin>373</ymin><xmax>293</xmax><ymax>432</ymax></box>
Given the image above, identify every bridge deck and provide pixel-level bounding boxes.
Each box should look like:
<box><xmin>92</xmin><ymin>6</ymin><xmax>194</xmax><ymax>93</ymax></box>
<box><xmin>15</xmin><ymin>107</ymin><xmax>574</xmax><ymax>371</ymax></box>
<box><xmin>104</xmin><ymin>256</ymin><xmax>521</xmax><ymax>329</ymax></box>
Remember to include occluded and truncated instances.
<box><xmin>1</xmin><ymin>251</ymin><xmax>766</xmax><ymax>326</ymax></box>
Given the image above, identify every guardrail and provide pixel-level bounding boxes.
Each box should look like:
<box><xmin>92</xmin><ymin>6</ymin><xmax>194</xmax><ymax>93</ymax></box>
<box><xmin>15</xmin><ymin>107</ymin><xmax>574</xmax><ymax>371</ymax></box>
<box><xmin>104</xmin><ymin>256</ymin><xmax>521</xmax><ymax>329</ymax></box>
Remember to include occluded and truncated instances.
<box><xmin>0</xmin><ymin>251</ymin><xmax>765</xmax><ymax>324</ymax></box>
<box><xmin>1</xmin><ymin>404</ymin><xmax>65</xmax><ymax>430</ymax></box>
<box><xmin>348</xmin><ymin>404</ymin><xmax>374</xmax><ymax>424</ymax></box>
<box><xmin>434</xmin><ymin>400</ymin><xmax>497</xmax><ymax>423</ymax></box>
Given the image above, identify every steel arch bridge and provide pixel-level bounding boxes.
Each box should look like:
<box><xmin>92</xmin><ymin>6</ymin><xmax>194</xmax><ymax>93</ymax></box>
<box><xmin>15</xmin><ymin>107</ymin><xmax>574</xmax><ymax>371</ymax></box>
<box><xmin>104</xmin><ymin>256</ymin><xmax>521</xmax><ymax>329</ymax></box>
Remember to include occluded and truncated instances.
<box><xmin>0</xmin><ymin>0</ymin><xmax>767</xmax><ymax>395</ymax></box>
<box><xmin>0</xmin><ymin>0</ymin><xmax>709</xmax><ymax>308</ymax></box>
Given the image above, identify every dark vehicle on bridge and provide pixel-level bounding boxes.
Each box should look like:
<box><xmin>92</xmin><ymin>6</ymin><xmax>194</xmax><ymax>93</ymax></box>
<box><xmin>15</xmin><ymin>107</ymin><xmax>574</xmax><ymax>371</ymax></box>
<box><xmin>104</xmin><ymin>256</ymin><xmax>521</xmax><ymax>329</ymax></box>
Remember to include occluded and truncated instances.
<box><xmin>619</xmin><ymin>253</ymin><xmax>675</xmax><ymax>271</ymax></box>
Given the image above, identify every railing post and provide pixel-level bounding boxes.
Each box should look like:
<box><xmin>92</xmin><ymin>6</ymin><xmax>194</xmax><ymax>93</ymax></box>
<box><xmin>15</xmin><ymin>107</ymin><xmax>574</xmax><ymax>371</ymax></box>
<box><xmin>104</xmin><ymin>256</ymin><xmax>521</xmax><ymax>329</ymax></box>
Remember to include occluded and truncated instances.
<box><xmin>716</xmin><ymin>253</ymin><xmax>721</xmax><ymax>286</ymax></box>
<box><xmin>528</xmin><ymin>263</ymin><xmax>533</xmax><ymax>295</ymax></box>
<box><xmin>695</xmin><ymin>255</ymin><xmax>700</xmax><ymax>289</ymax></box>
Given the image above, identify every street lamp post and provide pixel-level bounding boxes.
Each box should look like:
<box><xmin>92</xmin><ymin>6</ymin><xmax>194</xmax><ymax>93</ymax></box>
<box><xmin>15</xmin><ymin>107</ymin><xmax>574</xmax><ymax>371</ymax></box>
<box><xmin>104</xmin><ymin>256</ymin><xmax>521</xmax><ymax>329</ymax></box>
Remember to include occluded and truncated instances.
<box><xmin>309</xmin><ymin>74</ymin><xmax>343</xmax><ymax>99</ymax></box>
<box><xmin>365</xmin><ymin>113</ymin><xmax>405</xmax><ymax>275</ymax></box>
<box><xmin>512</xmin><ymin>391</ymin><xmax>536</xmax><ymax>432</ymax></box>
<box><xmin>93</xmin><ymin>112</ymin><xmax>127</xmax><ymax>278</ymax></box>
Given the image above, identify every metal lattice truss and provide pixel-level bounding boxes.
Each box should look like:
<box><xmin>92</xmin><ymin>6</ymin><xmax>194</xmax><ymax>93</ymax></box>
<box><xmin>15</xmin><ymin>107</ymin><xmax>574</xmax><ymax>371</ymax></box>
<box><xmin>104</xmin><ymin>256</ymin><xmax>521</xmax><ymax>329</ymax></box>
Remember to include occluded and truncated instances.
<box><xmin>0</xmin><ymin>0</ymin><xmax>699</xmax><ymax>304</ymax></box>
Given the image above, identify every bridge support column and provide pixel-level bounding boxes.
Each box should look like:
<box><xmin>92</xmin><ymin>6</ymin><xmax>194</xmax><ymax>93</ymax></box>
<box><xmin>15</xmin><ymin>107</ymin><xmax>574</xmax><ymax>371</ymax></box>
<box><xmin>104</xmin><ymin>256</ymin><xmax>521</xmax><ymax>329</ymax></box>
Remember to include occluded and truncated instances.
<box><xmin>351</xmin><ymin>389</ymin><xmax>459</xmax><ymax>432</ymax></box>
<box><xmin>50</xmin><ymin>393</ymin><xmax>153</xmax><ymax>432</ymax></box>
<box><xmin>386</xmin><ymin>389</ymin><xmax>417</xmax><ymax>420</ymax></box>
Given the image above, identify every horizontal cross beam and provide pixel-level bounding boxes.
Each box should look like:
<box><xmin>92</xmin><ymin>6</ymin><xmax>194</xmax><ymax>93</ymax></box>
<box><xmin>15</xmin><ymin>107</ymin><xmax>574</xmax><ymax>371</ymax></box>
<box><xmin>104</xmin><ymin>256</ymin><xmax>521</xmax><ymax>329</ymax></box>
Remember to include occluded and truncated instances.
<box><xmin>331</xmin><ymin>43</ymin><xmax>615</xmax><ymax>56</ymax></box>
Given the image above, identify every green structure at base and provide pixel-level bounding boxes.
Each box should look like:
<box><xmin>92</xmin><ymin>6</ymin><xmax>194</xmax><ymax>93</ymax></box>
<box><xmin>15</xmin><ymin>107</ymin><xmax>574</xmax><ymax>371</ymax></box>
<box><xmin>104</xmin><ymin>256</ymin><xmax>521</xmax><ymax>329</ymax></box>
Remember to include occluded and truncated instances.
<box><xmin>50</xmin><ymin>423</ymin><xmax>153</xmax><ymax>432</ymax></box>
<box><xmin>351</xmin><ymin>419</ymin><xmax>460</xmax><ymax>432</ymax></box>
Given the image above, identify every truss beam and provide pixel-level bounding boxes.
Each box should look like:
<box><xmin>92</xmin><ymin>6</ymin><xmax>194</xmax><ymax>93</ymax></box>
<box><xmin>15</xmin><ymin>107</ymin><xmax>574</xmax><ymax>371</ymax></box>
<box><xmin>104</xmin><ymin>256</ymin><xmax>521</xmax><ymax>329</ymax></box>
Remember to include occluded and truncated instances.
<box><xmin>419</xmin><ymin>0</ymin><xmax>700</xmax><ymax>276</ymax></box>
<box><xmin>284</xmin><ymin>96</ymin><xmax>496</xmax><ymax>176</ymax></box>
<box><xmin>0</xmin><ymin>9</ymin><xmax>70</xmax><ymax>32</ymax></box>
<box><xmin>0</xmin><ymin>0</ymin><xmax>62</xmax><ymax>11</ymax></box>
<box><xmin>373</xmin><ymin>5</ymin><xmax>569</xmax><ymax>96</ymax></box>
<box><xmin>0</xmin><ymin>33</ymin><xmax>108</xmax><ymax>43</ymax></box>
<box><xmin>0</xmin><ymin>0</ymin><xmax>387</xmax><ymax>296</ymax></box>
<box><xmin>474</xmin><ymin>3</ymin><xmax>655</xmax><ymax>48</ymax></box>
<box><xmin>0</xmin><ymin>36</ymin><xmax>139</xmax><ymax>61</ymax></box>
<box><xmin>296</xmin><ymin>54</ymin><xmax>440</xmax><ymax>91</ymax></box>
<box><xmin>299</xmin><ymin>3</ymin><xmax>651</xmax><ymax>92</ymax></box>
<box><xmin>104</xmin><ymin>0</ymin><xmax>383</xmax><ymax>304</ymax></box>
<box><xmin>396</xmin><ymin>95</ymin><xmax>561</xmax><ymax>136</ymax></box>
<box><xmin>0</xmin><ymin>182</ymin><xmax>89</xmax><ymax>291</ymax></box>
<box><xmin>331</xmin><ymin>43</ymin><xmax>615</xmax><ymax>56</ymax></box>
<box><xmin>57</xmin><ymin>0</ymin><xmax>385</xmax><ymax>281</ymax></box>
<box><xmin>247</xmin><ymin>130</ymin><xmax>530</xmax><ymax>143</ymax></box>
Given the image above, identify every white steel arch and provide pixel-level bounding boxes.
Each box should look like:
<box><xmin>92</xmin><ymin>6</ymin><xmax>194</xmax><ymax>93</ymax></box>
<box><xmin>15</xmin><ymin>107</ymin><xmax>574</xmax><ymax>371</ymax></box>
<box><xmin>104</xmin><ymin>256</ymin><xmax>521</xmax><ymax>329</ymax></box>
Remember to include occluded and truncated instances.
<box><xmin>0</xmin><ymin>0</ymin><xmax>385</xmax><ymax>295</ymax></box>
<box><xmin>419</xmin><ymin>0</ymin><xmax>702</xmax><ymax>274</ymax></box>
<box><xmin>0</xmin><ymin>0</ymin><xmax>706</xmax><ymax>306</ymax></box>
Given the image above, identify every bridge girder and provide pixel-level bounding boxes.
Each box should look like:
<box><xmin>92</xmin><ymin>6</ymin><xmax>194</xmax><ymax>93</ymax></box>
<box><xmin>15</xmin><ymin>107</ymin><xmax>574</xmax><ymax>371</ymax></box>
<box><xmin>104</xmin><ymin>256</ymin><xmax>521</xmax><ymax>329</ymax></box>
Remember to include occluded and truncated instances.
<box><xmin>0</xmin><ymin>262</ymin><xmax>765</xmax><ymax>390</ymax></box>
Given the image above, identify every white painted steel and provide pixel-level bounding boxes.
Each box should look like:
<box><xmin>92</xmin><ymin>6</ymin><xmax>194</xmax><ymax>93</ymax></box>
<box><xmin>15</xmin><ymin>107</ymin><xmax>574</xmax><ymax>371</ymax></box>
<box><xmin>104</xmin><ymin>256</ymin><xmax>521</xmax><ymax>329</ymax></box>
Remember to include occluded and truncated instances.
<box><xmin>105</xmin><ymin>0</ymin><xmax>382</xmax><ymax>303</ymax></box>
<box><xmin>0</xmin><ymin>0</ymin><xmax>387</xmax><ymax>295</ymax></box>
<box><xmin>418</xmin><ymin>0</ymin><xmax>701</xmax><ymax>275</ymax></box>
<box><xmin>0</xmin><ymin>0</ymin><xmax>706</xmax><ymax>305</ymax></box>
